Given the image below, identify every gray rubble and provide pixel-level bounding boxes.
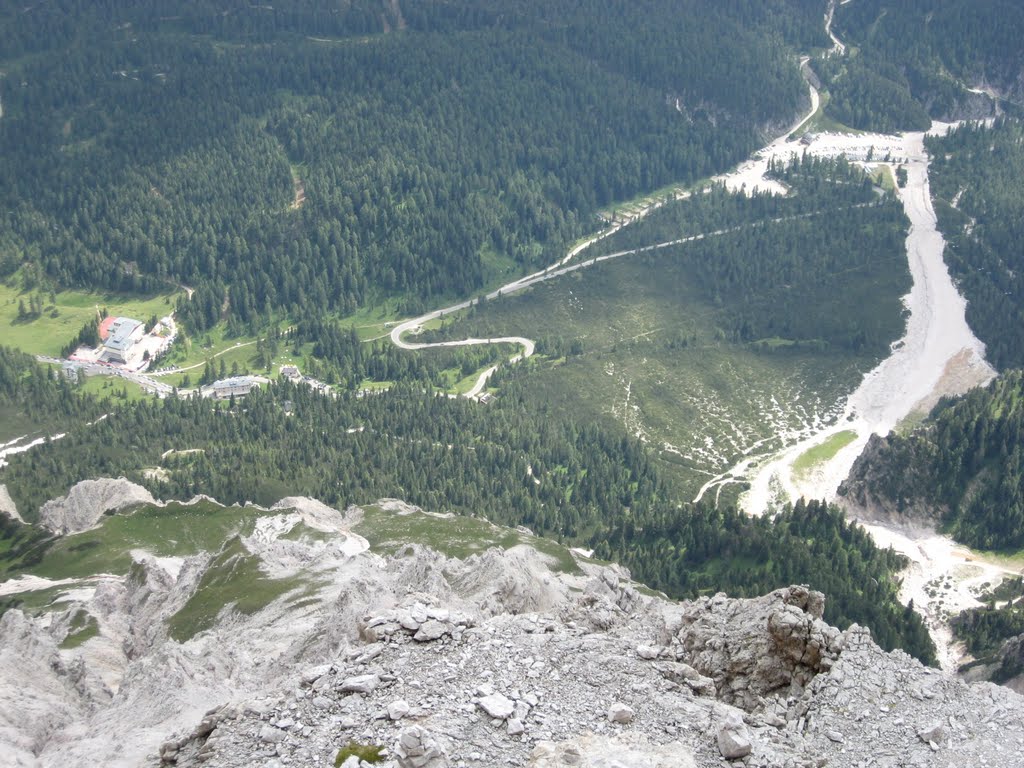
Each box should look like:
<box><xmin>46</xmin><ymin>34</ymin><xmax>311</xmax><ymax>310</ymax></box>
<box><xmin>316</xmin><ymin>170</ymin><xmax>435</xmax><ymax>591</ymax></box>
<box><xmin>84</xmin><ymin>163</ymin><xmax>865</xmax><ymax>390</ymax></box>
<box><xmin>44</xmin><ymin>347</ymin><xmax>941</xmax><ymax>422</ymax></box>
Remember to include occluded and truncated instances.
<box><xmin>154</xmin><ymin>579</ymin><xmax>1024</xmax><ymax>768</ymax></box>
<box><xmin>4</xmin><ymin>499</ymin><xmax>1024</xmax><ymax>768</ymax></box>
<box><xmin>38</xmin><ymin>477</ymin><xmax>156</xmax><ymax>534</ymax></box>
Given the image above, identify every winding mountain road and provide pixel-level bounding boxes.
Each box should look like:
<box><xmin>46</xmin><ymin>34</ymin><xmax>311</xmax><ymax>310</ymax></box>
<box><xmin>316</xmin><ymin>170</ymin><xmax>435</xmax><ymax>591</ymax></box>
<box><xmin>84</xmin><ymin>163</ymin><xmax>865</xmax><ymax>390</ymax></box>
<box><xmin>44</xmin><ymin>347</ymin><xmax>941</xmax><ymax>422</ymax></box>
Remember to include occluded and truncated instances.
<box><xmin>389</xmin><ymin>75</ymin><xmax>826</xmax><ymax>399</ymax></box>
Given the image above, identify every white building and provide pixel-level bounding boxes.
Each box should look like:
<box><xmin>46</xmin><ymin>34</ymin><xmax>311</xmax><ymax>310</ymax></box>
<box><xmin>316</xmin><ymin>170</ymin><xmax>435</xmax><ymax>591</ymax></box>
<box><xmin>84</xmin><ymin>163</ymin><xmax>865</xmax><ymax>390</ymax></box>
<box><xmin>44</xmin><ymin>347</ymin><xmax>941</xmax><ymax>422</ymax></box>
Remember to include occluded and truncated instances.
<box><xmin>211</xmin><ymin>376</ymin><xmax>258</xmax><ymax>400</ymax></box>
<box><xmin>99</xmin><ymin>317</ymin><xmax>145</xmax><ymax>364</ymax></box>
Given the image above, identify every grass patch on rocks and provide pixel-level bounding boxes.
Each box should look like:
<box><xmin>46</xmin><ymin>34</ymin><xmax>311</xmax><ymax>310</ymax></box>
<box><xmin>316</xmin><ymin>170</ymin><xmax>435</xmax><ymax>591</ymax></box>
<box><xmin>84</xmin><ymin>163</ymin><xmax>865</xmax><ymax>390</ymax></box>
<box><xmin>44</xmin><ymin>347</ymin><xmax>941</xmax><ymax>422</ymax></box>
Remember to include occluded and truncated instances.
<box><xmin>355</xmin><ymin>504</ymin><xmax>579</xmax><ymax>574</ymax></box>
<box><xmin>167</xmin><ymin>536</ymin><xmax>303</xmax><ymax>642</ymax></box>
<box><xmin>792</xmin><ymin>430</ymin><xmax>858</xmax><ymax>479</ymax></box>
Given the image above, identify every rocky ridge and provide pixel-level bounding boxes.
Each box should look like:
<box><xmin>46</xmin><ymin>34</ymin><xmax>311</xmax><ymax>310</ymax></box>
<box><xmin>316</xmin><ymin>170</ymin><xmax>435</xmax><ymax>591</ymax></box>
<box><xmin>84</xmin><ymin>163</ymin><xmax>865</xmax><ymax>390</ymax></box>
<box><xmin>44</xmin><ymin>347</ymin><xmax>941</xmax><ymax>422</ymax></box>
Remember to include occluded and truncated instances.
<box><xmin>37</xmin><ymin>478</ymin><xmax>158</xmax><ymax>535</ymax></box>
<box><xmin>3</xmin><ymin>493</ymin><xmax>1024</xmax><ymax>768</ymax></box>
<box><xmin>159</xmin><ymin>580</ymin><xmax>1024</xmax><ymax>768</ymax></box>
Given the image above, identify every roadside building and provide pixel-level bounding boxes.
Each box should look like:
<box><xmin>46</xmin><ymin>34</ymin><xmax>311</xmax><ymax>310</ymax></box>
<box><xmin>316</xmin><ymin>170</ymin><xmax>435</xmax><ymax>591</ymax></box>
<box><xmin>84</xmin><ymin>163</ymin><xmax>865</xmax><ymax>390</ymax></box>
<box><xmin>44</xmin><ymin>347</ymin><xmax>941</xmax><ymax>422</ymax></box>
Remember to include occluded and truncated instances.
<box><xmin>212</xmin><ymin>376</ymin><xmax>258</xmax><ymax>400</ymax></box>
<box><xmin>99</xmin><ymin>317</ymin><xmax>145</xmax><ymax>364</ymax></box>
<box><xmin>280</xmin><ymin>365</ymin><xmax>301</xmax><ymax>381</ymax></box>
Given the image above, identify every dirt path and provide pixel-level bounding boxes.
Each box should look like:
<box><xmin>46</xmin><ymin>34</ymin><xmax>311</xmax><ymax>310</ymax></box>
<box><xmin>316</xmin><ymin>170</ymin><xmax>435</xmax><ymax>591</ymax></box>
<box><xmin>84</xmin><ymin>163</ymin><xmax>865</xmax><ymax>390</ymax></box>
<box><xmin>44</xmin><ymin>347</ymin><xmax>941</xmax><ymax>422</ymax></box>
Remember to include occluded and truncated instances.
<box><xmin>152</xmin><ymin>340</ymin><xmax>258</xmax><ymax>376</ymax></box>
<box><xmin>290</xmin><ymin>170</ymin><xmax>306</xmax><ymax>210</ymax></box>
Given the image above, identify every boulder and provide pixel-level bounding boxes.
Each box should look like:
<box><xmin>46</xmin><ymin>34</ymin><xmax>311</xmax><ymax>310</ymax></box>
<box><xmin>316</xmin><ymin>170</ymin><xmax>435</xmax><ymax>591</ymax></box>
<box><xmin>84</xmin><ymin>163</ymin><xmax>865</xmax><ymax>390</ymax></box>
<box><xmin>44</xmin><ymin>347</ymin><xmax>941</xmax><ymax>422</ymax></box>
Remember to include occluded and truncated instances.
<box><xmin>340</xmin><ymin>674</ymin><xmax>380</xmax><ymax>694</ymax></box>
<box><xmin>388</xmin><ymin>699</ymin><xmax>411</xmax><ymax>720</ymax></box>
<box><xmin>258</xmin><ymin>725</ymin><xmax>285</xmax><ymax>744</ymax></box>
<box><xmin>717</xmin><ymin>712</ymin><xmax>752</xmax><ymax>760</ymax></box>
<box><xmin>395</xmin><ymin>725</ymin><xmax>448</xmax><ymax>768</ymax></box>
<box><xmin>413</xmin><ymin>620</ymin><xmax>448</xmax><ymax>642</ymax></box>
<box><xmin>675</xmin><ymin>586</ymin><xmax>842</xmax><ymax>711</ymax></box>
<box><xmin>607</xmin><ymin>702</ymin><xmax>634</xmax><ymax>724</ymax></box>
<box><xmin>478</xmin><ymin>693</ymin><xmax>515</xmax><ymax>720</ymax></box>
<box><xmin>918</xmin><ymin>722</ymin><xmax>945</xmax><ymax>744</ymax></box>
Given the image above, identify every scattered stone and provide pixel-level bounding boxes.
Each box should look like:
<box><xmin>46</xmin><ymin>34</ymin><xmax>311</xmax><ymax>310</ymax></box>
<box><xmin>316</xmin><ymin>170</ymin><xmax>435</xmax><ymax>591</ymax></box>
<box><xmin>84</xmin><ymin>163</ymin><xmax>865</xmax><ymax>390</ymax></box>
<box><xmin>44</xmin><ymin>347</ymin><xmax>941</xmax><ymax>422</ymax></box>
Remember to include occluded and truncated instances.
<box><xmin>918</xmin><ymin>722</ymin><xmax>946</xmax><ymax>744</ymax></box>
<box><xmin>340</xmin><ymin>674</ymin><xmax>380</xmax><ymax>694</ymax></box>
<box><xmin>13</xmin><ymin>496</ymin><xmax>1024</xmax><ymax>768</ymax></box>
<box><xmin>395</xmin><ymin>725</ymin><xmax>448</xmax><ymax>768</ymax></box>
<box><xmin>413</xmin><ymin>620</ymin><xmax>448</xmax><ymax>643</ymax></box>
<box><xmin>477</xmin><ymin>693</ymin><xmax>515</xmax><ymax>720</ymax></box>
<box><xmin>717</xmin><ymin>712</ymin><xmax>752</xmax><ymax>760</ymax></box>
<box><xmin>388</xmin><ymin>700</ymin><xmax>411</xmax><ymax>720</ymax></box>
<box><xmin>258</xmin><ymin>725</ymin><xmax>286</xmax><ymax>744</ymax></box>
<box><xmin>607</xmin><ymin>702</ymin><xmax>634</xmax><ymax>724</ymax></box>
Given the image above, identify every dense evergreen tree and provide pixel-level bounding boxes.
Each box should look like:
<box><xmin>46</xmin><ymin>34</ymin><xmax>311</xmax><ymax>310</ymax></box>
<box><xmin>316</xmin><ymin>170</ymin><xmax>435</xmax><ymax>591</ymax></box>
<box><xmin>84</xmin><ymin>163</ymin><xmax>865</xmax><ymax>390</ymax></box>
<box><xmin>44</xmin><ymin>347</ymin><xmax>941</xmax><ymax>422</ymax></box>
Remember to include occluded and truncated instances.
<box><xmin>927</xmin><ymin>119</ymin><xmax>1024</xmax><ymax>371</ymax></box>
<box><xmin>820</xmin><ymin>0</ymin><xmax>1024</xmax><ymax>132</ymax></box>
<box><xmin>0</xmin><ymin>0</ymin><xmax>816</xmax><ymax>331</ymax></box>
<box><xmin>841</xmin><ymin>371</ymin><xmax>1024</xmax><ymax>550</ymax></box>
<box><xmin>0</xmin><ymin>349</ymin><xmax>934</xmax><ymax>663</ymax></box>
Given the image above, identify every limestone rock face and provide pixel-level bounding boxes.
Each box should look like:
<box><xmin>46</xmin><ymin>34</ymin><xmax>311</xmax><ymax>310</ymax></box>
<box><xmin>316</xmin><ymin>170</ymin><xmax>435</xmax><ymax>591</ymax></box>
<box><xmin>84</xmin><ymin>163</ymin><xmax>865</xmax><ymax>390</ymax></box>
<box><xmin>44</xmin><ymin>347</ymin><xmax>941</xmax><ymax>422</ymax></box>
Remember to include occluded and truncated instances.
<box><xmin>674</xmin><ymin>586</ymin><xmax>842</xmax><ymax>710</ymax></box>
<box><xmin>6</xmin><ymin>495</ymin><xmax>1024</xmax><ymax>768</ymax></box>
<box><xmin>38</xmin><ymin>478</ymin><xmax>155</xmax><ymax>534</ymax></box>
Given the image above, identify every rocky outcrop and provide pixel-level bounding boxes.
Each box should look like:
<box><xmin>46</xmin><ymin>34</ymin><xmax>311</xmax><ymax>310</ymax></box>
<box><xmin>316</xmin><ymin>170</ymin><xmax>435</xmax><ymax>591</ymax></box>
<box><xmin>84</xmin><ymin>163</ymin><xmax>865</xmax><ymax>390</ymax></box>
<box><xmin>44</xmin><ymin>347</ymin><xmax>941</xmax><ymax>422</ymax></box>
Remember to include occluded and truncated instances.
<box><xmin>962</xmin><ymin>632</ymin><xmax>1024</xmax><ymax>694</ymax></box>
<box><xmin>673</xmin><ymin>586</ymin><xmax>842</xmax><ymax>710</ymax></box>
<box><xmin>838</xmin><ymin>434</ymin><xmax>934</xmax><ymax>522</ymax></box>
<box><xmin>6</xmin><ymin>495</ymin><xmax>1024</xmax><ymax>768</ymax></box>
<box><xmin>38</xmin><ymin>478</ymin><xmax>155</xmax><ymax>534</ymax></box>
<box><xmin>0</xmin><ymin>610</ymin><xmax>108</xmax><ymax>766</ymax></box>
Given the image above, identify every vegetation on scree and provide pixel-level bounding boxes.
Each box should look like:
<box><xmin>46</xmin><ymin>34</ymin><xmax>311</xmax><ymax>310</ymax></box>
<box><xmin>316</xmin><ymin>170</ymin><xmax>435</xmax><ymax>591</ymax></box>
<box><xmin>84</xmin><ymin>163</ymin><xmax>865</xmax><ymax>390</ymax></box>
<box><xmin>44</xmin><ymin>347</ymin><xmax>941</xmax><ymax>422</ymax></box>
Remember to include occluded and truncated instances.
<box><xmin>841</xmin><ymin>371</ymin><xmax>1024</xmax><ymax>551</ymax></box>
<box><xmin>335</xmin><ymin>742</ymin><xmax>385</xmax><ymax>767</ymax></box>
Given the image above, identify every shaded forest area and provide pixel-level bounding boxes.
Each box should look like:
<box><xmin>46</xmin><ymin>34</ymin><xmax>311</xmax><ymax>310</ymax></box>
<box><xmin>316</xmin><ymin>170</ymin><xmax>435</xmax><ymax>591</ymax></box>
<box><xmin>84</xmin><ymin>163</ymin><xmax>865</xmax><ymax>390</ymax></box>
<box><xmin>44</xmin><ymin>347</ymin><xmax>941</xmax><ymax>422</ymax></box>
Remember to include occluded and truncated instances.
<box><xmin>840</xmin><ymin>371</ymin><xmax>1024</xmax><ymax>551</ymax></box>
<box><xmin>822</xmin><ymin>0</ymin><xmax>1023</xmax><ymax>132</ymax></box>
<box><xmin>0</xmin><ymin>349</ymin><xmax>934</xmax><ymax>663</ymax></box>
<box><xmin>576</xmin><ymin>155</ymin><xmax>911</xmax><ymax>356</ymax></box>
<box><xmin>928</xmin><ymin>119</ymin><xmax>1024</xmax><ymax>371</ymax></box>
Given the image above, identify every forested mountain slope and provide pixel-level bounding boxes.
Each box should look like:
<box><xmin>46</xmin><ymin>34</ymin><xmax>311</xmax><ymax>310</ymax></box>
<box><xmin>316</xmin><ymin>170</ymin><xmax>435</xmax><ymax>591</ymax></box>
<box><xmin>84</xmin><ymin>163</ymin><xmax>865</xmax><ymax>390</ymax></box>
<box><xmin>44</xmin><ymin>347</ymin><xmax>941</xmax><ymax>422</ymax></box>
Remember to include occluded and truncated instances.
<box><xmin>0</xmin><ymin>0</ymin><xmax>817</xmax><ymax>332</ymax></box>
<box><xmin>927</xmin><ymin>118</ymin><xmax>1024</xmax><ymax>371</ymax></box>
<box><xmin>426</xmin><ymin>157</ymin><xmax>911</xmax><ymax>494</ymax></box>
<box><xmin>840</xmin><ymin>371</ymin><xmax>1024</xmax><ymax>551</ymax></box>
<box><xmin>822</xmin><ymin>0</ymin><xmax>1023</xmax><ymax>132</ymax></box>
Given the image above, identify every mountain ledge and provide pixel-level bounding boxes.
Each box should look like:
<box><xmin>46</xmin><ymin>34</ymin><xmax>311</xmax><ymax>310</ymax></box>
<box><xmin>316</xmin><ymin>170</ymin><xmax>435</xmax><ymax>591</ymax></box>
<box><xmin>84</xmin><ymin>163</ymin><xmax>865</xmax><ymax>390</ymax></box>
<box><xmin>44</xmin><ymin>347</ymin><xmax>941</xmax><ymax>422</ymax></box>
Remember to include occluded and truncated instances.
<box><xmin>3</xmin><ymin>494</ymin><xmax>1024</xmax><ymax>767</ymax></box>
